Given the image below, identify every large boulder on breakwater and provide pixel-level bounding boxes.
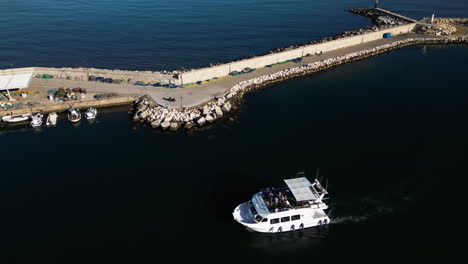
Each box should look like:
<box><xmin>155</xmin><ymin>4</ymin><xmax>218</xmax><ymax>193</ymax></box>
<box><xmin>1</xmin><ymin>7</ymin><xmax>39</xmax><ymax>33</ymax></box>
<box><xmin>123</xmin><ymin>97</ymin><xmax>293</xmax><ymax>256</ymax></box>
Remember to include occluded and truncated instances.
<box><xmin>202</xmin><ymin>106</ymin><xmax>210</xmax><ymax>116</ymax></box>
<box><xmin>135</xmin><ymin>104</ymin><xmax>148</xmax><ymax>112</ymax></box>
<box><xmin>215</xmin><ymin>106</ymin><xmax>223</xmax><ymax>117</ymax></box>
<box><xmin>138</xmin><ymin>109</ymin><xmax>149</xmax><ymax>120</ymax></box>
<box><xmin>161</xmin><ymin>121</ymin><xmax>171</xmax><ymax>130</ymax></box>
<box><xmin>222</xmin><ymin>103</ymin><xmax>232</xmax><ymax>112</ymax></box>
<box><xmin>185</xmin><ymin>121</ymin><xmax>195</xmax><ymax>129</ymax></box>
<box><xmin>169</xmin><ymin>122</ymin><xmax>179</xmax><ymax>131</ymax></box>
<box><xmin>151</xmin><ymin>120</ymin><xmax>161</xmax><ymax>128</ymax></box>
<box><xmin>197</xmin><ymin>117</ymin><xmax>206</xmax><ymax>126</ymax></box>
<box><xmin>205</xmin><ymin>114</ymin><xmax>214</xmax><ymax>123</ymax></box>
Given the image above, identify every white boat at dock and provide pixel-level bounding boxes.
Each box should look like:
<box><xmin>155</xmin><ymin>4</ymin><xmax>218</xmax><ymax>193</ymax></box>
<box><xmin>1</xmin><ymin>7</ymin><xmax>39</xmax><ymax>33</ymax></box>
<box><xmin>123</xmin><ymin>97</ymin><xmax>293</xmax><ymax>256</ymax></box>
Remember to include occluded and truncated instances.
<box><xmin>233</xmin><ymin>173</ymin><xmax>330</xmax><ymax>233</ymax></box>
<box><xmin>68</xmin><ymin>108</ymin><xmax>81</xmax><ymax>123</ymax></box>
<box><xmin>1</xmin><ymin>113</ymin><xmax>32</xmax><ymax>123</ymax></box>
<box><xmin>46</xmin><ymin>112</ymin><xmax>58</xmax><ymax>127</ymax></box>
<box><xmin>30</xmin><ymin>113</ymin><xmax>43</xmax><ymax>128</ymax></box>
<box><xmin>85</xmin><ymin>107</ymin><xmax>97</xmax><ymax>120</ymax></box>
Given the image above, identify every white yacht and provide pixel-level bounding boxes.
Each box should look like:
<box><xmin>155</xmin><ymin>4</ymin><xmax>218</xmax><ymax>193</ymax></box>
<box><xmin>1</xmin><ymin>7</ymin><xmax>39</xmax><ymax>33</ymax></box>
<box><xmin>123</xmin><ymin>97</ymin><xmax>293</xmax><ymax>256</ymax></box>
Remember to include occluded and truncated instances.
<box><xmin>85</xmin><ymin>107</ymin><xmax>97</xmax><ymax>120</ymax></box>
<box><xmin>30</xmin><ymin>113</ymin><xmax>43</xmax><ymax>128</ymax></box>
<box><xmin>233</xmin><ymin>173</ymin><xmax>330</xmax><ymax>233</ymax></box>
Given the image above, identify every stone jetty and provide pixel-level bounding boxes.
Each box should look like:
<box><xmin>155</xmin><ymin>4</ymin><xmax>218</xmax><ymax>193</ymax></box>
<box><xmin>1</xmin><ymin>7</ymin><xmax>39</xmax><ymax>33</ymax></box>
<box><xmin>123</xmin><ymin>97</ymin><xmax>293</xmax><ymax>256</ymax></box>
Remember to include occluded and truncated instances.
<box><xmin>131</xmin><ymin>96</ymin><xmax>232</xmax><ymax>131</ymax></box>
<box><xmin>132</xmin><ymin>36</ymin><xmax>468</xmax><ymax>131</ymax></box>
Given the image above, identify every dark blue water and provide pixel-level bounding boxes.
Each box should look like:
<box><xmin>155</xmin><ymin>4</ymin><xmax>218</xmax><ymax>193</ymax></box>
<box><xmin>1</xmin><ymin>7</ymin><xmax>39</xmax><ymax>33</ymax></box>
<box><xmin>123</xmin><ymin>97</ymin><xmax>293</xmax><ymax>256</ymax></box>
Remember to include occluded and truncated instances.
<box><xmin>1</xmin><ymin>1</ymin><xmax>468</xmax><ymax>263</ymax></box>
<box><xmin>1</xmin><ymin>0</ymin><xmax>465</xmax><ymax>70</ymax></box>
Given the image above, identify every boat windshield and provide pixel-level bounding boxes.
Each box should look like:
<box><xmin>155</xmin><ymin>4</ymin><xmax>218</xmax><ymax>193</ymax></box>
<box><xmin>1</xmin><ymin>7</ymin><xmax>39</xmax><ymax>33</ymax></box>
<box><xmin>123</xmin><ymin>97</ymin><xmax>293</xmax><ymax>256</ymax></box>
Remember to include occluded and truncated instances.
<box><xmin>250</xmin><ymin>192</ymin><xmax>270</xmax><ymax>218</ymax></box>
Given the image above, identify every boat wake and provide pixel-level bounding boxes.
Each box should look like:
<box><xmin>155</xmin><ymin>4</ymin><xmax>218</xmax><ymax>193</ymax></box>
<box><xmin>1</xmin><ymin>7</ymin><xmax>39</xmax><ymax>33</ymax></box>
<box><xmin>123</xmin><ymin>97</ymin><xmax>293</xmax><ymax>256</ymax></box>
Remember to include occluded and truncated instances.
<box><xmin>331</xmin><ymin>215</ymin><xmax>369</xmax><ymax>224</ymax></box>
<box><xmin>329</xmin><ymin>195</ymin><xmax>405</xmax><ymax>225</ymax></box>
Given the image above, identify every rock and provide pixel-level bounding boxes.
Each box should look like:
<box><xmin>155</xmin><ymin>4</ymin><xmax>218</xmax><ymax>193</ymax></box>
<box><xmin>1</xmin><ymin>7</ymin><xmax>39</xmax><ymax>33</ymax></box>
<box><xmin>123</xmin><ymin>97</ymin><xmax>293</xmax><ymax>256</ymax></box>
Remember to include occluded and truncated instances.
<box><xmin>205</xmin><ymin>114</ymin><xmax>214</xmax><ymax>123</ymax></box>
<box><xmin>222</xmin><ymin>103</ymin><xmax>231</xmax><ymax>112</ymax></box>
<box><xmin>185</xmin><ymin>121</ymin><xmax>195</xmax><ymax>129</ymax></box>
<box><xmin>202</xmin><ymin>106</ymin><xmax>210</xmax><ymax>116</ymax></box>
<box><xmin>136</xmin><ymin>104</ymin><xmax>148</xmax><ymax>112</ymax></box>
<box><xmin>215</xmin><ymin>106</ymin><xmax>223</xmax><ymax>117</ymax></box>
<box><xmin>197</xmin><ymin>117</ymin><xmax>206</xmax><ymax>126</ymax></box>
<box><xmin>164</xmin><ymin>116</ymin><xmax>173</xmax><ymax>122</ymax></box>
<box><xmin>217</xmin><ymin>97</ymin><xmax>226</xmax><ymax>104</ymax></box>
<box><xmin>169</xmin><ymin>122</ymin><xmax>179</xmax><ymax>131</ymax></box>
<box><xmin>161</xmin><ymin>121</ymin><xmax>170</xmax><ymax>130</ymax></box>
<box><xmin>138</xmin><ymin>109</ymin><xmax>149</xmax><ymax>120</ymax></box>
<box><xmin>151</xmin><ymin>120</ymin><xmax>161</xmax><ymax>128</ymax></box>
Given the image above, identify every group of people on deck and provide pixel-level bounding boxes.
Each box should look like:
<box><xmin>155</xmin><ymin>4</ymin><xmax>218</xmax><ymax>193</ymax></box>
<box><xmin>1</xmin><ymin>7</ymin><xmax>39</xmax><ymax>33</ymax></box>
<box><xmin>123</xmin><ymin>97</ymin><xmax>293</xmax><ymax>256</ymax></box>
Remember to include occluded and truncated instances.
<box><xmin>265</xmin><ymin>190</ymin><xmax>291</xmax><ymax>211</ymax></box>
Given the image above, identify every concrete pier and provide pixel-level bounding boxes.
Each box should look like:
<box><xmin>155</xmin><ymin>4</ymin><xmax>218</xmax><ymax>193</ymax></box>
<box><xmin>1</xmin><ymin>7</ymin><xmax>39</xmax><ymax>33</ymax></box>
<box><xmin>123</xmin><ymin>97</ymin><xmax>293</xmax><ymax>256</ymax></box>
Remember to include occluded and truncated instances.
<box><xmin>1</xmin><ymin>8</ymin><xmax>467</xmax><ymax>126</ymax></box>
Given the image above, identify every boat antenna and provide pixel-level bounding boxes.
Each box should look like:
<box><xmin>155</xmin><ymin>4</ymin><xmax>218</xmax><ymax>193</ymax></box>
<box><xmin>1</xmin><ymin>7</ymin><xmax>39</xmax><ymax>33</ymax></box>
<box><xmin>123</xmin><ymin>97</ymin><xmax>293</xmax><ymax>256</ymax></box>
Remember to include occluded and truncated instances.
<box><xmin>315</xmin><ymin>168</ymin><xmax>319</xmax><ymax>180</ymax></box>
<box><xmin>326</xmin><ymin>177</ymin><xmax>329</xmax><ymax>190</ymax></box>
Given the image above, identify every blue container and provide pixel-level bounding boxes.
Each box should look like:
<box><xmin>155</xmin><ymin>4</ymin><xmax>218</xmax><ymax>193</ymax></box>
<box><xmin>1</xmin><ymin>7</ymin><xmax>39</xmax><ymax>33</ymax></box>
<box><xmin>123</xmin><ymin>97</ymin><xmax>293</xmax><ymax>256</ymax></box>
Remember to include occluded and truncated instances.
<box><xmin>383</xmin><ymin>32</ymin><xmax>392</xmax><ymax>39</ymax></box>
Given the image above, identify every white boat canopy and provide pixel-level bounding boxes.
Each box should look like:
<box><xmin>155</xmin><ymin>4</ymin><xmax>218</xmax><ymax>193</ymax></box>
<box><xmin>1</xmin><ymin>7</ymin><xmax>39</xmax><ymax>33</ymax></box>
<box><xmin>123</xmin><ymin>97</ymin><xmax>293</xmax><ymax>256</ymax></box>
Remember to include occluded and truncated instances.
<box><xmin>284</xmin><ymin>177</ymin><xmax>319</xmax><ymax>202</ymax></box>
<box><xmin>0</xmin><ymin>72</ymin><xmax>33</xmax><ymax>91</ymax></box>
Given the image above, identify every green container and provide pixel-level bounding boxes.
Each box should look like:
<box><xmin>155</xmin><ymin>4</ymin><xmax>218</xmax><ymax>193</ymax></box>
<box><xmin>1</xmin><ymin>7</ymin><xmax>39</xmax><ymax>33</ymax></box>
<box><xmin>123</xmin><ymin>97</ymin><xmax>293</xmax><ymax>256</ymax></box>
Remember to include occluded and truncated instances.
<box><xmin>42</xmin><ymin>74</ymin><xmax>54</xmax><ymax>79</ymax></box>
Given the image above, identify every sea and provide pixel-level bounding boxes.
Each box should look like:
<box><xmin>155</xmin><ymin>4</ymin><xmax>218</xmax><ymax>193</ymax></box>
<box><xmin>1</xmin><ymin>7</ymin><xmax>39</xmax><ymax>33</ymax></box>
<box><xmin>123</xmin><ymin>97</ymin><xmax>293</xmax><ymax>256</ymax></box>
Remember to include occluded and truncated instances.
<box><xmin>1</xmin><ymin>1</ymin><xmax>467</xmax><ymax>263</ymax></box>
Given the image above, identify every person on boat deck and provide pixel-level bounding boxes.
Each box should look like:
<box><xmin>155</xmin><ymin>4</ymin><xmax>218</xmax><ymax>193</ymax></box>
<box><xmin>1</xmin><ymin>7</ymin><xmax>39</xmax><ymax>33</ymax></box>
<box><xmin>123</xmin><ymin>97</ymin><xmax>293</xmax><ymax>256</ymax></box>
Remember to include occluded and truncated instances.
<box><xmin>274</xmin><ymin>196</ymin><xmax>279</xmax><ymax>206</ymax></box>
<box><xmin>281</xmin><ymin>194</ymin><xmax>288</xmax><ymax>202</ymax></box>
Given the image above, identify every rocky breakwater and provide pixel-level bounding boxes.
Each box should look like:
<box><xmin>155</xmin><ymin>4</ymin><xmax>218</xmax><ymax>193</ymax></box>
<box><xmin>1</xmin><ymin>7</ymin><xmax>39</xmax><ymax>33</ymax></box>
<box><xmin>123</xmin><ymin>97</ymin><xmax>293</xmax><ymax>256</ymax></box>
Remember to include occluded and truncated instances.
<box><xmin>347</xmin><ymin>8</ymin><xmax>410</xmax><ymax>28</ymax></box>
<box><xmin>131</xmin><ymin>96</ymin><xmax>232</xmax><ymax>131</ymax></box>
<box><xmin>223</xmin><ymin>36</ymin><xmax>468</xmax><ymax>103</ymax></box>
<box><xmin>420</xmin><ymin>17</ymin><xmax>468</xmax><ymax>26</ymax></box>
<box><xmin>133</xmin><ymin>36</ymin><xmax>467</xmax><ymax>132</ymax></box>
<box><xmin>417</xmin><ymin>24</ymin><xmax>457</xmax><ymax>36</ymax></box>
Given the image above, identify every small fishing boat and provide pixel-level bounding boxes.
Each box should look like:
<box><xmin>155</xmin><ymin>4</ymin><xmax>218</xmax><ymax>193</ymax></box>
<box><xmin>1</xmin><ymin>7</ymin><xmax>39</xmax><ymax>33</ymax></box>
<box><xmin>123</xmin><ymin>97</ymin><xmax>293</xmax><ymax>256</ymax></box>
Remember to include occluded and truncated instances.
<box><xmin>1</xmin><ymin>113</ymin><xmax>31</xmax><ymax>123</ymax></box>
<box><xmin>233</xmin><ymin>172</ymin><xmax>330</xmax><ymax>233</ymax></box>
<box><xmin>30</xmin><ymin>113</ymin><xmax>43</xmax><ymax>128</ymax></box>
<box><xmin>85</xmin><ymin>107</ymin><xmax>97</xmax><ymax>120</ymax></box>
<box><xmin>67</xmin><ymin>108</ymin><xmax>81</xmax><ymax>123</ymax></box>
<box><xmin>46</xmin><ymin>112</ymin><xmax>58</xmax><ymax>127</ymax></box>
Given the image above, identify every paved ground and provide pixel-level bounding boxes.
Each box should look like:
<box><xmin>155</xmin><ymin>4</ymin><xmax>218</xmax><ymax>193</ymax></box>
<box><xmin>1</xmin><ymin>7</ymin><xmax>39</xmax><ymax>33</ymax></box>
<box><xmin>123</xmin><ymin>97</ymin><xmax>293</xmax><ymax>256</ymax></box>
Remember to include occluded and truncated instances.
<box><xmin>149</xmin><ymin>32</ymin><xmax>459</xmax><ymax>109</ymax></box>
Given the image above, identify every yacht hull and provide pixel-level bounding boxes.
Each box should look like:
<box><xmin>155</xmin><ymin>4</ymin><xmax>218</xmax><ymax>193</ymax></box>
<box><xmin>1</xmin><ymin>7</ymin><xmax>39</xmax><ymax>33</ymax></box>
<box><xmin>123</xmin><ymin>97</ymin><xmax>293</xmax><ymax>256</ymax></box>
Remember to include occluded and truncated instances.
<box><xmin>233</xmin><ymin>202</ymin><xmax>330</xmax><ymax>234</ymax></box>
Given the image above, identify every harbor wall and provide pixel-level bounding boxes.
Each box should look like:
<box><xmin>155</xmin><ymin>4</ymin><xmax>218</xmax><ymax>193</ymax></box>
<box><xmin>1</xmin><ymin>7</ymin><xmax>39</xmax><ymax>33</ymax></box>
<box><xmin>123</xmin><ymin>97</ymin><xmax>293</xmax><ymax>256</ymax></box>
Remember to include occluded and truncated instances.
<box><xmin>180</xmin><ymin>23</ymin><xmax>416</xmax><ymax>84</ymax></box>
<box><xmin>0</xmin><ymin>24</ymin><xmax>416</xmax><ymax>87</ymax></box>
<box><xmin>0</xmin><ymin>67</ymin><xmax>175</xmax><ymax>84</ymax></box>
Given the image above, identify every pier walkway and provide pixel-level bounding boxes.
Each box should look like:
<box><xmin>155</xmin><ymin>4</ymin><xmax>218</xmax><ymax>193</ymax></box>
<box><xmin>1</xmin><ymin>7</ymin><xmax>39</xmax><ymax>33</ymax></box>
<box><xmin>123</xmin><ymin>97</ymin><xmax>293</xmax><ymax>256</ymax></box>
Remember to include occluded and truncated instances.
<box><xmin>143</xmin><ymin>32</ymin><xmax>451</xmax><ymax>109</ymax></box>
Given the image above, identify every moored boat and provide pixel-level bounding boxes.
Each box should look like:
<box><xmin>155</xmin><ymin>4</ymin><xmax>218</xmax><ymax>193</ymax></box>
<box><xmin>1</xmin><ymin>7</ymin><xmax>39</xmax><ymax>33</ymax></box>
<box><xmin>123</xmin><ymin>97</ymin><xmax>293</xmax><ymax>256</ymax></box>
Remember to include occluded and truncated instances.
<box><xmin>30</xmin><ymin>113</ymin><xmax>43</xmax><ymax>128</ymax></box>
<box><xmin>85</xmin><ymin>107</ymin><xmax>97</xmax><ymax>120</ymax></box>
<box><xmin>46</xmin><ymin>112</ymin><xmax>58</xmax><ymax>126</ymax></box>
<box><xmin>232</xmin><ymin>173</ymin><xmax>330</xmax><ymax>233</ymax></box>
<box><xmin>1</xmin><ymin>113</ymin><xmax>32</xmax><ymax>123</ymax></box>
<box><xmin>67</xmin><ymin>108</ymin><xmax>81</xmax><ymax>123</ymax></box>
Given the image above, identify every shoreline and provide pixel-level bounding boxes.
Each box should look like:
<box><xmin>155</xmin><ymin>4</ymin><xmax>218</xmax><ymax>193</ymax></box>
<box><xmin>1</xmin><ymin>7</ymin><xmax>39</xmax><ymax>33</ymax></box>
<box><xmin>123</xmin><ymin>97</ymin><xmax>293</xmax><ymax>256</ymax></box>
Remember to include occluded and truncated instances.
<box><xmin>131</xmin><ymin>36</ymin><xmax>468</xmax><ymax>131</ymax></box>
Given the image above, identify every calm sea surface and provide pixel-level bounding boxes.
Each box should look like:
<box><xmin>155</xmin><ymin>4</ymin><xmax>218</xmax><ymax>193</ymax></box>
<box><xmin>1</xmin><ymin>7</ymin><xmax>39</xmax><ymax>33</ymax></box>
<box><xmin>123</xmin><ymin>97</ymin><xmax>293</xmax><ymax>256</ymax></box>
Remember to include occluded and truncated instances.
<box><xmin>1</xmin><ymin>0</ymin><xmax>467</xmax><ymax>263</ymax></box>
